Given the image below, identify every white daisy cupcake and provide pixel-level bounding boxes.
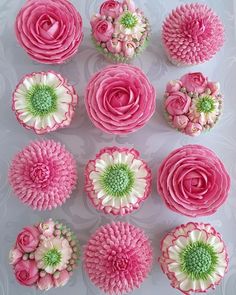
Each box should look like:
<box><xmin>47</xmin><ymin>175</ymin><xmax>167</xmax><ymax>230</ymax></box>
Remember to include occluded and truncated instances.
<box><xmin>159</xmin><ymin>222</ymin><xmax>228</xmax><ymax>294</ymax></box>
<box><xmin>85</xmin><ymin>146</ymin><xmax>152</xmax><ymax>215</ymax></box>
<box><xmin>12</xmin><ymin>71</ymin><xmax>78</xmax><ymax>134</ymax></box>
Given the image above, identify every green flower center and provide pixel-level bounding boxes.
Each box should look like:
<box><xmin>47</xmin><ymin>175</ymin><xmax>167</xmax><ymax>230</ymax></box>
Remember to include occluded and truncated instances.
<box><xmin>196</xmin><ymin>96</ymin><xmax>215</xmax><ymax>113</ymax></box>
<box><xmin>26</xmin><ymin>84</ymin><xmax>57</xmax><ymax>117</ymax></box>
<box><xmin>43</xmin><ymin>248</ymin><xmax>62</xmax><ymax>267</ymax></box>
<box><xmin>180</xmin><ymin>241</ymin><xmax>218</xmax><ymax>280</ymax></box>
<box><xmin>120</xmin><ymin>12</ymin><xmax>138</xmax><ymax>29</ymax></box>
<box><xmin>100</xmin><ymin>164</ymin><xmax>135</xmax><ymax>197</ymax></box>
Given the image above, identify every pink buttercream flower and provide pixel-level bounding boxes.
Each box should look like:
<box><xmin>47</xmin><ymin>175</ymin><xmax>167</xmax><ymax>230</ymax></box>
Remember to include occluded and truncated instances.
<box><xmin>85</xmin><ymin>147</ymin><xmax>152</xmax><ymax>215</ymax></box>
<box><xmin>180</xmin><ymin>73</ymin><xmax>208</xmax><ymax>94</ymax></box>
<box><xmin>166</xmin><ymin>80</ymin><xmax>182</xmax><ymax>93</ymax></box>
<box><xmin>162</xmin><ymin>3</ymin><xmax>224</xmax><ymax>65</ymax></box>
<box><xmin>85</xmin><ymin>222</ymin><xmax>153</xmax><ymax>294</ymax></box>
<box><xmin>159</xmin><ymin>222</ymin><xmax>229</xmax><ymax>294</ymax></box>
<box><xmin>15</xmin><ymin>0</ymin><xmax>83</xmax><ymax>64</ymax></box>
<box><xmin>38</xmin><ymin>219</ymin><xmax>55</xmax><ymax>237</ymax></box>
<box><xmin>100</xmin><ymin>0</ymin><xmax>122</xmax><ymax>18</ymax></box>
<box><xmin>106</xmin><ymin>39</ymin><xmax>122</xmax><ymax>53</ymax></box>
<box><xmin>165</xmin><ymin>91</ymin><xmax>191</xmax><ymax>116</ymax></box>
<box><xmin>90</xmin><ymin>14</ymin><xmax>101</xmax><ymax>27</ymax></box>
<box><xmin>85</xmin><ymin>64</ymin><xmax>156</xmax><ymax>134</ymax></box>
<box><xmin>122</xmin><ymin>40</ymin><xmax>136</xmax><ymax>57</ymax></box>
<box><xmin>173</xmin><ymin>115</ymin><xmax>189</xmax><ymax>129</ymax></box>
<box><xmin>9</xmin><ymin>140</ymin><xmax>77</xmax><ymax>210</ymax></box>
<box><xmin>185</xmin><ymin>122</ymin><xmax>202</xmax><ymax>136</ymax></box>
<box><xmin>16</xmin><ymin>226</ymin><xmax>40</xmax><ymax>253</ymax></box>
<box><xmin>14</xmin><ymin>260</ymin><xmax>39</xmax><ymax>286</ymax></box>
<box><xmin>157</xmin><ymin>145</ymin><xmax>230</xmax><ymax>217</ymax></box>
<box><xmin>54</xmin><ymin>270</ymin><xmax>70</xmax><ymax>287</ymax></box>
<box><xmin>207</xmin><ymin>81</ymin><xmax>220</xmax><ymax>96</ymax></box>
<box><xmin>37</xmin><ymin>274</ymin><xmax>54</xmax><ymax>291</ymax></box>
<box><xmin>9</xmin><ymin>248</ymin><xmax>23</xmax><ymax>265</ymax></box>
<box><xmin>93</xmin><ymin>19</ymin><xmax>114</xmax><ymax>42</ymax></box>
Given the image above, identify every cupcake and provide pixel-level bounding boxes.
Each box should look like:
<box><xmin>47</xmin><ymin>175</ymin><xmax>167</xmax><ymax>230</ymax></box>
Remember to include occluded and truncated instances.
<box><xmin>85</xmin><ymin>146</ymin><xmax>152</xmax><ymax>215</ymax></box>
<box><xmin>15</xmin><ymin>0</ymin><xmax>83</xmax><ymax>64</ymax></box>
<box><xmin>162</xmin><ymin>3</ymin><xmax>224</xmax><ymax>66</ymax></box>
<box><xmin>9</xmin><ymin>140</ymin><xmax>77</xmax><ymax>210</ymax></box>
<box><xmin>159</xmin><ymin>222</ymin><xmax>228</xmax><ymax>294</ymax></box>
<box><xmin>91</xmin><ymin>0</ymin><xmax>151</xmax><ymax>62</ymax></box>
<box><xmin>9</xmin><ymin>219</ymin><xmax>79</xmax><ymax>290</ymax></box>
<box><xmin>85</xmin><ymin>64</ymin><xmax>156</xmax><ymax>134</ymax></box>
<box><xmin>12</xmin><ymin>71</ymin><xmax>78</xmax><ymax>134</ymax></box>
<box><xmin>157</xmin><ymin>145</ymin><xmax>230</xmax><ymax>217</ymax></box>
<box><xmin>164</xmin><ymin>72</ymin><xmax>223</xmax><ymax>136</ymax></box>
<box><xmin>85</xmin><ymin>222</ymin><xmax>153</xmax><ymax>294</ymax></box>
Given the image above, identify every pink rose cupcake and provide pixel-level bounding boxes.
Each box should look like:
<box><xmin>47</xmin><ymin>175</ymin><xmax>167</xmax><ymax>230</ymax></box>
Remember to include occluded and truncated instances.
<box><xmin>157</xmin><ymin>145</ymin><xmax>230</xmax><ymax>217</ymax></box>
<box><xmin>162</xmin><ymin>3</ymin><xmax>224</xmax><ymax>66</ymax></box>
<box><xmin>91</xmin><ymin>0</ymin><xmax>151</xmax><ymax>62</ymax></box>
<box><xmin>15</xmin><ymin>0</ymin><xmax>83</xmax><ymax>64</ymax></box>
<box><xmin>159</xmin><ymin>222</ymin><xmax>228</xmax><ymax>294</ymax></box>
<box><xmin>9</xmin><ymin>219</ymin><xmax>79</xmax><ymax>290</ymax></box>
<box><xmin>164</xmin><ymin>72</ymin><xmax>223</xmax><ymax>136</ymax></box>
<box><xmin>85</xmin><ymin>64</ymin><xmax>156</xmax><ymax>134</ymax></box>
<box><xmin>85</xmin><ymin>222</ymin><xmax>153</xmax><ymax>294</ymax></box>
<box><xmin>9</xmin><ymin>140</ymin><xmax>77</xmax><ymax>210</ymax></box>
<box><xmin>12</xmin><ymin>71</ymin><xmax>78</xmax><ymax>134</ymax></box>
<box><xmin>85</xmin><ymin>146</ymin><xmax>152</xmax><ymax>215</ymax></box>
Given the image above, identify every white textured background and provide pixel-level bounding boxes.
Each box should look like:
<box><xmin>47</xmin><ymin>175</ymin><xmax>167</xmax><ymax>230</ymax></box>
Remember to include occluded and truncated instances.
<box><xmin>0</xmin><ymin>0</ymin><xmax>236</xmax><ymax>294</ymax></box>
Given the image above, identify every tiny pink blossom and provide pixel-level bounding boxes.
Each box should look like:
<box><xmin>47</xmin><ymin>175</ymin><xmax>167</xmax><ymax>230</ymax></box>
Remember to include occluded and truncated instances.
<box><xmin>122</xmin><ymin>40</ymin><xmax>136</xmax><ymax>57</ymax></box>
<box><xmin>90</xmin><ymin>14</ymin><xmax>101</xmax><ymax>27</ymax></box>
<box><xmin>185</xmin><ymin>122</ymin><xmax>203</xmax><ymax>136</ymax></box>
<box><xmin>38</xmin><ymin>219</ymin><xmax>55</xmax><ymax>237</ymax></box>
<box><xmin>106</xmin><ymin>39</ymin><xmax>122</xmax><ymax>53</ymax></box>
<box><xmin>207</xmin><ymin>81</ymin><xmax>220</xmax><ymax>96</ymax></box>
<box><xmin>166</xmin><ymin>80</ymin><xmax>182</xmax><ymax>93</ymax></box>
<box><xmin>173</xmin><ymin>115</ymin><xmax>189</xmax><ymax>129</ymax></box>
<box><xmin>9</xmin><ymin>248</ymin><xmax>22</xmax><ymax>265</ymax></box>
<box><xmin>37</xmin><ymin>274</ymin><xmax>54</xmax><ymax>291</ymax></box>
<box><xmin>124</xmin><ymin>0</ymin><xmax>136</xmax><ymax>12</ymax></box>
<box><xmin>54</xmin><ymin>270</ymin><xmax>70</xmax><ymax>287</ymax></box>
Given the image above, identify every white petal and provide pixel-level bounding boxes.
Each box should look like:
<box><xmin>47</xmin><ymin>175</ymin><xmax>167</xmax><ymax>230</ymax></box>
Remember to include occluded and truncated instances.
<box><xmin>180</xmin><ymin>278</ymin><xmax>194</xmax><ymax>292</ymax></box>
<box><xmin>207</xmin><ymin>235</ymin><xmax>224</xmax><ymax>252</ymax></box>
<box><xmin>135</xmin><ymin>165</ymin><xmax>148</xmax><ymax>178</ymax></box>
<box><xmin>130</xmin><ymin>159</ymin><xmax>143</xmax><ymax>170</ymax></box>
<box><xmin>101</xmin><ymin>195</ymin><xmax>112</xmax><ymax>205</ymax></box>
<box><xmin>45</xmin><ymin>73</ymin><xmax>61</xmax><ymax>87</ymax></box>
<box><xmin>95</xmin><ymin>159</ymin><xmax>108</xmax><ymax>172</ymax></box>
<box><xmin>189</xmin><ymin>230</ymin><xmax>207</xmax><ymax>243</ymax></box>
<box><xmin>89</xmin><ymin>171</ymin><xmax>101</xmax><ymax>181</ymax></box>
<box><xmin>168</xmin><ymin>245</ymin><xmax>181</xmax><ymax>261</ymax></box>
<box><xmin>113</xmin><ymin>151</ymin><xmax>122</xmax><ymax>164</ymax></box>
<box><xmin>100</xmin><ymin>153</ymin><xmax>113</xmax><ymax>166</ymax></box>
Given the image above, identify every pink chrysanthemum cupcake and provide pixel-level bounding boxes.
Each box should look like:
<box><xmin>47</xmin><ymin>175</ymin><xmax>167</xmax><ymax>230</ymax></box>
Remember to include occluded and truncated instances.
<box><xmin>12</xmin><ymin>71</ymin><xmax>78</xmax><ymax>134</ymax></box>
<box><xmin>85</xmin><ymin>64</ymin><xmax>156</xmax><ymax>134</ymax></box>
<box><xmin>9</xmin><ymin>219</ymin><xmax>80</xmax><ymax>290</ymax></box>
<box><xmin>9</xmin><ymin>140</ymin><xmax>77</xmax><ymax>210</ymax></box>
<box><xmin>164</xmin><ymin>72</ymin><xmax>223</xmax><ymax>136</ymax></box>
<box><xmin>85</xmin><ymin>146</ymin><xmax>151</xmax><ymax>215</ymax></box>
<box><xmin>157</xmin><ymin>145</ymin><xmax>230</xmax><ymax>217</ymax></box>
<box><xmin>162</xmin><ymin>3</ymin><xmax>224</xmax><ymax>66</ymax></box>
<box><xmin>91</xmin><ymin>0</ymin><xmax>151</xmax><ymax>62</ymax></box>
<box><xmin>85</xmin><ymin>222</ymin><xmax>153</xmax><ymax>294</ymax></box>
<box><xmin>15</xmin><ymin>0</ymin><xmax>83</xmax><ymax>64</ymax></box>
<box><xmin>159</xmin><ymin>222</ymin><xmax>228</xmax><ymax>294</ymax></box>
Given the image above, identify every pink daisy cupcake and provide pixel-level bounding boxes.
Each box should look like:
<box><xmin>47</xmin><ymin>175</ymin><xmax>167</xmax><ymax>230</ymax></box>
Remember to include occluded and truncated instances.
<box><xmin>159</xmin><ymin>222</ymin><xmax>228</xmax><ymax>294</ymax></box>
<box><xmin>15</xmin><ymin>0</ymin><xmax>83</xmax><ymax>64</ymax></box>
<box><xmin>91</xmin><ymin>0</ymin><xmax>151</xmax><ymax>62</ymax></box>
<box><xmin>164</xmin><ymin>72</ymin><xmax>223</xmax><ymax>136</ymax></box>
<box><xmin>9</xmin><ymin>140</ymin><xmax>77</xmax><ymax>210</ymax></box>
<box><xmin>85</xmin><ymin>64</ymin><xmax>156</xmax><ymax>134</ymax></box>
<box><xmin>162</xmin><ymin>3</ymin><xmax>224</xmax><ymax>66</ymax></box>
<box><xmin>85</xmin><ymin>222</ymin><xmax>153</xmax><ymax>294</ymax></box>
<box><xmin>12</xmin><ymin>71</ymin><xmax>78</xmax><ymax>134</ymax></box>
<box><xmin>85</xmin><ymin>146</ymin><xmax>152</xmax><ymax>215</ymax></box>
<box><xmin>157</xmin><ymin>145</ymin><xmax>230</xmax><ymax>217</ymax></box>
<box><xmin>9</xmin><ymin>219</ymin><xmax>79</xmax><ymax>290</ymax></box>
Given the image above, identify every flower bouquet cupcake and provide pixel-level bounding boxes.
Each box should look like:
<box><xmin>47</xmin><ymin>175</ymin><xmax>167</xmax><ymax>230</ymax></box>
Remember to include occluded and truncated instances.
<box><xmin>159</xmin><ymin>222</ymin><xmax>228</xmax><ymax>294</ymax></box>
<box><xmin>164</xmin><ymin>72</ymin><xmax>223</xmax><ymax>136</ymax></box>
<box><xmin>85</xmin><ymin>222</ymin><xmax>153</xmax><ymax>294</ymax></box>
<box><xmin>9</xmin><ymin>140</ymin><xmax>77</xmax><ymax>210</ymax></box>
<box><xmin>9</xmin><ymin>219</ymin><xmax>79</xmax><ymax>291</ymax></box>
<box><xmin>162</xmin><ymin>3</ymin><xmax>224</xmax><ymax>66</ymax></box>
<box><xmin>91</xmin><ymin>0</ymin><xmax>151</xmax><ymax>62</ymax></box>
<box><xmin>15</xmin><ymin>0</ymin><xmax>83</xmax><ymax>64</ymax></box>
<box><xmin>12</xmin><ymin>71</ymin><xmax>78</xmax><ymax>134</ymax></box>
<box><xmin>85</xmin><ymin>64</ymin><xmax>156</xmax><ymax>134</ymax></box>
<box><xmin>157</xmin><ymin>145</ymin><xmax>230</xmax><ymax>217</ymax></box>
<box><xmin>85</xmin><ymin>146</ymin><xmax>152</xmax><ymax>215</ymax></box>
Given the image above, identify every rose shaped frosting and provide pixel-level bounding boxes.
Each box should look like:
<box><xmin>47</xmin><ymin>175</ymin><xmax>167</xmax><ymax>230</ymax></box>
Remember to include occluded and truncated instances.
<box><xmin>15</xmin><ymin>0</ymin><xmax>83</xmax><ymax>64</ymax></box>
<box><xmin>14</xmin><ymin>260</ymin><xmax>39</xmax><ymax>286</ymax></box>
<box><xmin>180</xmin><ymin>73</ymin><xmax>208</xmax><ymax>94</ymax></box>
<box><xmin>157</xmin><ymin>145</ymin><xmax>230</xmax><ymax>217</ymax></box>
<box><xmin>85</xmin><ymin>64</ymin><xmax>156</xmax><ymax>134</ymax></box>
<box><xmin>16</xmin><ymin>226</ymin><xmax>40</xmax><ymax>253</ymax></box>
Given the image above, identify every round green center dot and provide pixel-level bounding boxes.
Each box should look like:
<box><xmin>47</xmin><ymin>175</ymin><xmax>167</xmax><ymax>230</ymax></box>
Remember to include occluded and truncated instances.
<box><xmin>26</xmin><ymin>84</ymin><xmax>57</xmax><ymax>117</ymax></box>
<box><xmin>43</xmin><ymin>248</ymin><xmax>62</xmax><ymax>267</ymax></box>
<box><xmin>120</xmin><ymin>12</ymin><xmax>138</xmax><ymax>29</ymax></box>
<box><xmin>180</xmin><ymin>241</ymin><xmax>218</xmax><ymax>280</ymax></box>
<box><xmin>100</xmin><ymin>164</ymin><xmax>135</xmax><ymax>197</ymax></box>
<box><xmin>196</xmin><ymin>96</ymin><xmax>215</xmax><ymax>113</ymax></box>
